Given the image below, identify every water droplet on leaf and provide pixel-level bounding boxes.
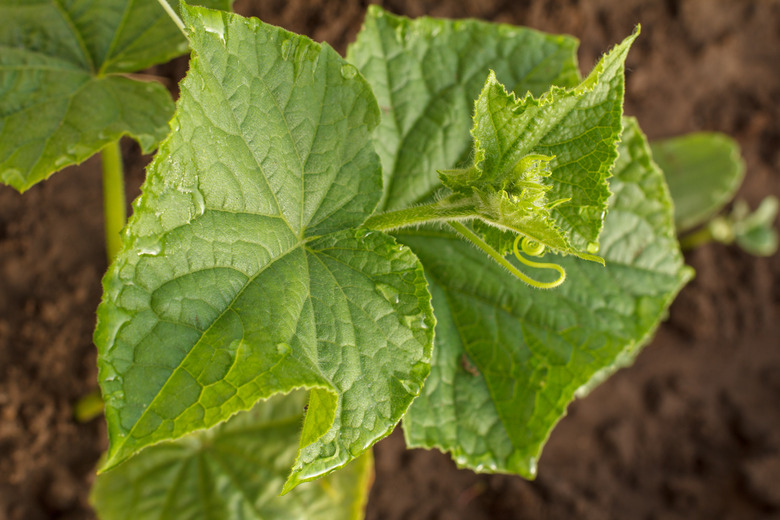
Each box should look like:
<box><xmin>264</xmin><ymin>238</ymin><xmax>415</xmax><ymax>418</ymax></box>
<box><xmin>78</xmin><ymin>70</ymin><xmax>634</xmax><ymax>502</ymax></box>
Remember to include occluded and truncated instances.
<box><xmin>397</xmin><ymin>379</ymin><xmax>419</xmax><ymax>395</ymax></box>
<box><xmin>101</xmin><ymin>363</ymin><xmax>120</xmax><ymax>382</ymax></box>
<box><xmin>201</xmin><ymin>11</ymin><xmax>226</xmax><ymax>43</ymax></box>
<box><xmin>276</xmin><ymin>342</ymin><xmax>291</xmax><ymax>356</ymax></box>
<box><xmin>354</xmin><ymin>228</ymin><xmax>375</xmax><ymax>240</ymax></box>
<box><xmin>136</xmin><ymin>236</ymin><xmax>163</xmax><ymax>256</ymax></box>
<box><xmin>375</xmin><ymin>283</ymin><xmax>400</xmax><ymax>304</ymax></box>
<box><xmin>419</xmin><ymin>316</ymin><xmax>430</xmax><ymax>329</ymax></box>
<box><xmin>340</xmin><ymin>64</ymin><xmax>357</xmax><ymax>79</ymax></box>
<box><xmin>280</xmin><ymin>39</ymin><xmax>292</xmax><ymax>59</ymax></box>
<box><xmin>403</xmin><ymin>315</ymin><xmax>420</xmax><ymax>328</ymax></box>
<box><xmin>54</xmin><ymin>156</ymin><xmax>70</xmax><ymax>168</ymax></box>
<box><xmin>586</xmin><ymin>241</ymin><xmax>600</xmax><ymax>254</ymax></box>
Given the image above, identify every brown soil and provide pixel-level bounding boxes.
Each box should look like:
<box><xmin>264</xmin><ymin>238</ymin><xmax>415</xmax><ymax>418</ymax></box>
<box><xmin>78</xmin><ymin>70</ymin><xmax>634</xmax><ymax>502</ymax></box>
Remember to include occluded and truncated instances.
<box><xmin>1</xmin><ymin>1</ymin><xmax>778</xmax><ymax>519</ymax></box>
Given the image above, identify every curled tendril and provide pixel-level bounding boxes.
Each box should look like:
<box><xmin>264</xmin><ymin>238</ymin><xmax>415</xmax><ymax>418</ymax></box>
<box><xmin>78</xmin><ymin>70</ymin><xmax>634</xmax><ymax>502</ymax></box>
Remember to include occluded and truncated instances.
<box><xmin>520</xmin><ymin>237</ymin><xmax>545</xmax><ymax>257</ymax></box>
<box><xmin>512</xmin><ymin>235</ymin><xmax>566</xmax><ymax>289</ymax></box>
<box><xmin>448</xmin><ymin>222</ymin><xmax>567</xmax><ymax>289</ymax></box>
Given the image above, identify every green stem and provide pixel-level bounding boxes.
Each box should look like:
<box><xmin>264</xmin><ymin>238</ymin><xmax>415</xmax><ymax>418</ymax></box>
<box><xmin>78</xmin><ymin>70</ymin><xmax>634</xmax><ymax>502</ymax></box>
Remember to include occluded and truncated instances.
<box><xmin>679</xmin><ymin>216</ymin><xmax>737</xmax><ymax>251</ymax></box>
<box><xmin>74</xmin><ymin>391</ymin><xmax>104</xmax><ymax>422</ymax></box>
<box><xmin>101</xmin><ymin>140</ymin><xmax>126</xmax><ymax>263</ymax></box>
<box><xmin>364</xmin><ymin>197</ymin><xmax>476</xmax><ymax>232</ymax></box>
<box><xmin>678</xmin><ymin>227</ymin><xmax>713</xmax><ymax>250</ymax></box>
<box><xmin>155</xmin><ymin>0</ymin><xmax>186</xmax><ymax>35</ymax></box>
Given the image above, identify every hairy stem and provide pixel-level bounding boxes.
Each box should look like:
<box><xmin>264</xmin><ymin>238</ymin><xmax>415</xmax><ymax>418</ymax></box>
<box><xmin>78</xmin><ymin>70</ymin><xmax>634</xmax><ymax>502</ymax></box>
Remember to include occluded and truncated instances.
<box><xmin>101</xmin><ymin>140</ymin><xmax>126</xmax><ymax>263</ymax></box>
<box><xmin>363</xmin><ymin>197</ymin><xmax>476</xmax><ymax>231</ymax></box>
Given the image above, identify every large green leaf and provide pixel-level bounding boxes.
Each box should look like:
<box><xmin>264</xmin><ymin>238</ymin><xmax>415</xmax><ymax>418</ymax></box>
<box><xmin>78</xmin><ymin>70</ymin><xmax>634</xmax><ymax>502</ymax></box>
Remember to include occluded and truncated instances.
<box><xmin>349</xmin><ymin>9</ymin><xmax>689</xmax><ymax>476</ymax></box>
<box><xmin>650</xmin><ymin>132</ymin><xmax>745</xmax><ymax>232</ymax></box>
<box><xmin>91</xmin><ymin>391</ymin><xmax>373</xmax><ymax>520</ymax></box>
<box><xmin>94</xmin><ymin>5</ymin><xmax>433</xmax><ymax>492</ymax></box>
<box><xmin>346</xmin><ymin>6</ymin><xmax>581</xmax><ymax>212</ymax></box>
<box><xmin>0</xmin><ymin>0</ymin><xmax>232</xmax><ymax>191</ymax></box>
<box><xmin>401</xmin><ymin>118</ymin><xmax>693</xmax><ymax>476</ymax></box>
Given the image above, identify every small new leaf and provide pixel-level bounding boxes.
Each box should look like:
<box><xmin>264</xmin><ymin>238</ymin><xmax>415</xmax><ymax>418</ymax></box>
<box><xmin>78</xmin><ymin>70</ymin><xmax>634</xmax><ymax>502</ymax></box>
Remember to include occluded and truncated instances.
<box><xmin>650</xmin><ymin>132</ymin><xmax>745</xmax><ymax>233</ymax></box>
<box><xmin>453</xmin><ymin>29</ymin><xmax>639</xmax><ymax>262</ymax></box>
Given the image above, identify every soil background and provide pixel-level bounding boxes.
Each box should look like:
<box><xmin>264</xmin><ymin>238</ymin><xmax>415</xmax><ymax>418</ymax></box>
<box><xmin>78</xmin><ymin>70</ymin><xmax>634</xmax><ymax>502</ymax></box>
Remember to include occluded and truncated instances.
<box><xmin>1</xmin><ymin>1</ymin><xmax>779</xmax><ymax>519</ymax></box>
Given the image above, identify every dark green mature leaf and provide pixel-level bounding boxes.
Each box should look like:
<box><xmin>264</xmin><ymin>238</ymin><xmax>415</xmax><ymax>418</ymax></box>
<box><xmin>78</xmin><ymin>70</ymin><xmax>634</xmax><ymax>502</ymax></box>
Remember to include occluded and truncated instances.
<box><xmin>92</xmin><ymin>391</ymin><xmax>373</xmax><ymax>520</ymax></box>
<box><xmin>401</xmin><ymin>118</ymin><xmax>693</xmax><ymax>476</ymax></box>
<box><xmin>0</xmin><ymin>0</ymin><xmax>232</xmax><ymax>191</ymax></box>
<box><xmin>94</xmin><ymin>4</ymin><xmax>433</xmax><ymax>492</ymax></box>
<box><xmin>346</xmin><ymin>6</ymin><xmax>581</xmax><ymax>212</ymax></box>
<box><xmin>650</xmin><ymin>132</ymin><xmax>745</xmax><ymax>233</ymax></box>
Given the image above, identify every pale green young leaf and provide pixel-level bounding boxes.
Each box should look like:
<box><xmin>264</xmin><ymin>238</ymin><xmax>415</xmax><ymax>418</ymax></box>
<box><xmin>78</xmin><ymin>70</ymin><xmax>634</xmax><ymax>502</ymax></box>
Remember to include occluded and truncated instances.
<box><xmin>650</xmin><ymin>132</ymin><xmax>745</xmax><ymax>232</ymax></box>
<box><xmin>0</xmin><ymin>0</ymin><xmax>232</xmax><ymax>191</ymax></box>
<box><xmin>401</xmin><ymin>118</ymin><xmax>692</xmax><ymax>476</ymax></box>
<box><xmin>346</xmin><ymin>6</ymin><xmax>581</xmax><ymax>211</ymax></box>
<box><xmin>91</xmin><ymin>391</ymin><xmax>373</xmax><ymax>520</ymax></box>
<box><xmin>457</xmin><ymin>30</ymin><xmax>637</xmax><ymax>260</ymax></box>
<box><xmin>94</xmin><ymin>4</ymin><xmax>433</xmax><ymax>492</ymax></box>
<box><xmin>734</xmin><ymin>197</ymin><xmax>779</xmax><ymax>255</ymax></box>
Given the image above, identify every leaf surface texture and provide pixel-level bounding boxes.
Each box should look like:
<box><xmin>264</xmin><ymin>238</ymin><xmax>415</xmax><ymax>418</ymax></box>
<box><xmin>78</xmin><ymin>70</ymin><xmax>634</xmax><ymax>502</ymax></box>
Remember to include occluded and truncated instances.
<box><xmin>94</xmin><ymin>5</ymin><xmax>434</xmax><ymax>490</ymax></box>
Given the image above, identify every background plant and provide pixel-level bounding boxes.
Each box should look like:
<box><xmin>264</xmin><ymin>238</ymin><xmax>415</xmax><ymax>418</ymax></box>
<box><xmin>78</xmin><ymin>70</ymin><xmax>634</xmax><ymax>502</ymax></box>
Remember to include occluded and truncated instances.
<box><xmin>651</xmin><ymin>133</ymin><xmax>778</xmax><ymax>256</ymax></box>
<box><xmin>0</xmin><ymin>0</ymin><xmax>232</xmax><ymax>259</ymax></box>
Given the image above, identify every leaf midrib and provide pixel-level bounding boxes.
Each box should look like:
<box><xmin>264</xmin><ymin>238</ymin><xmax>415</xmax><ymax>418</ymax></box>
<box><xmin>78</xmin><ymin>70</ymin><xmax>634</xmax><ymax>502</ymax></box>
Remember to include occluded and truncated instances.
<box><xmin>49</xmin><ymin>0</ymin><xmax>95</xmax><ymax>72</ymax></box>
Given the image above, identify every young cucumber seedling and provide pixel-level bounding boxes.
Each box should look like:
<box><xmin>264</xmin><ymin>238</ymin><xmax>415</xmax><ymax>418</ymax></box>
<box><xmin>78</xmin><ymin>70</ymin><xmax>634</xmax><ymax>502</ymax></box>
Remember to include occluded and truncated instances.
<box><xmin>88</xmin><ymin>5</ymin><xmax>692</xmax><ymax>517</ymax></box>
<box><xmin>15</xmin><ymin>1</ymin><xmax>768</xmax><ymax>518</ymax></box>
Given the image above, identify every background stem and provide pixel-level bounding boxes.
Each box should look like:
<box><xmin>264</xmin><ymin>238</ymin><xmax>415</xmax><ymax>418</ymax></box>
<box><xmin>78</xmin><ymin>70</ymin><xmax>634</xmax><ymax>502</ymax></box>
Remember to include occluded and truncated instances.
<box><xmin>74</xmin><ymin>391</ymin><xmax>105</xmax><ymax>422</ymax></box>
<box><xmin>679</xmin><ymin>226</ymin><xmax>715</xmax><ymax>251</ymax></box>
<box><xmin>101</xmin><ymin>140</ymin><xmax>126</xmax><ymax>263</ymax></box>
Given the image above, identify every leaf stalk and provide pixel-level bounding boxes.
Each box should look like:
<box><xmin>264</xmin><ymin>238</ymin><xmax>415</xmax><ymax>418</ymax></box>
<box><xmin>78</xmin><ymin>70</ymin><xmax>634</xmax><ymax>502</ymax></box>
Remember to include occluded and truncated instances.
<box><xmin>155</xmin><ymin>0</ymin><xmax>186</xmax><ymax>35</ymax></box>
<box><xmin>101</xmin><ymin>140</ymin><xmax>127</xmax><ymax>263</ymax></box>
<box><xmin>363</xmin><ymin>196</ymin><xmax>477</xmax><ymax>231</ymax></box>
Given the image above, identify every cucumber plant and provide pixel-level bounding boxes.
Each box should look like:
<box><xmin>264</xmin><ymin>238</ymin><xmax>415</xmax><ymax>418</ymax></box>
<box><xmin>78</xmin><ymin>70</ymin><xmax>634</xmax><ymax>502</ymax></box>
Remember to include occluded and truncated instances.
<box><xmin>2</xmin><ymin>2</ymin><xmax>768</xmax><ymax>519</ymax></box>
<box><xmin>88</xmin><ymin>3</ymin><xmax>693</xmax><ymax>515</ymax></box>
